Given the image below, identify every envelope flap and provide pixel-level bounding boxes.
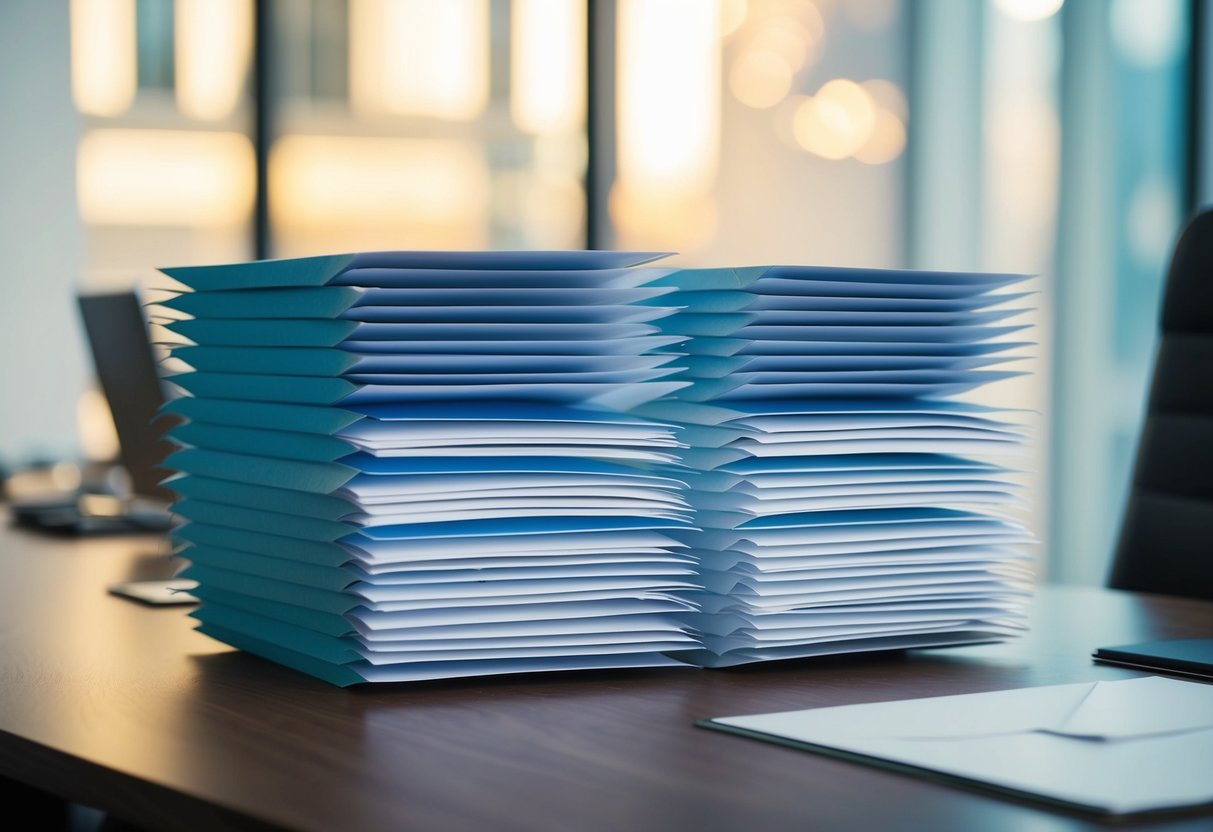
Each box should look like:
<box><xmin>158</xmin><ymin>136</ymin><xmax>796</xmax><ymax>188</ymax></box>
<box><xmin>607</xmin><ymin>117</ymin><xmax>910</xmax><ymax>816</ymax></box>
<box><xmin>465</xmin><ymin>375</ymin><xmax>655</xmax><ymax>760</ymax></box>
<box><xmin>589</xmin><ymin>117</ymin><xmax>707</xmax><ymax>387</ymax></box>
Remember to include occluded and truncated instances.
<box><xmin>1052</xmin><ymin>676</ymin><xmax>1213</xmax><ymax>740</ymax></box>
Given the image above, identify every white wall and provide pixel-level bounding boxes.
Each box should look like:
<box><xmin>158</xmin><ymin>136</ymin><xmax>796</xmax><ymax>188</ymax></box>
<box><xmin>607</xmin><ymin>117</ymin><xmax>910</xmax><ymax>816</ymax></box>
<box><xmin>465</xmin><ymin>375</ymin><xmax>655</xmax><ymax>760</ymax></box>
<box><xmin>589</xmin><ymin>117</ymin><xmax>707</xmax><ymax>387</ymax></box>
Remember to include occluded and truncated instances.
<box><xmin>0</xmin><ymin>0</ymin><xmax>87</xmax><ymax>466</ymax></box>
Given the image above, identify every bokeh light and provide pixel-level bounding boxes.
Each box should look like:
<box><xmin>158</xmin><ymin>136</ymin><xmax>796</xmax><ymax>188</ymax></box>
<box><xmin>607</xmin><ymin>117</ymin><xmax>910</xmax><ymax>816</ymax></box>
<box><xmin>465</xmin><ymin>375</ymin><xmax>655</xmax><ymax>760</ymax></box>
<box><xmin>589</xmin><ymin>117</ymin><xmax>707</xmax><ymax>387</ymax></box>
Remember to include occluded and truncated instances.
<box><xmin>729</xmin><ymin>49</ymin><xmax>795</xmax><ymax>109</ymax></box>
<box><xmin>994</xmin><ymin>0</ymin><xmax>1065</xmax><ymax>22</ymax></box>
<box><xmin>854</xmin><ymin>109</ymin><xmax>906</xmax><ymax>165</ymax></box>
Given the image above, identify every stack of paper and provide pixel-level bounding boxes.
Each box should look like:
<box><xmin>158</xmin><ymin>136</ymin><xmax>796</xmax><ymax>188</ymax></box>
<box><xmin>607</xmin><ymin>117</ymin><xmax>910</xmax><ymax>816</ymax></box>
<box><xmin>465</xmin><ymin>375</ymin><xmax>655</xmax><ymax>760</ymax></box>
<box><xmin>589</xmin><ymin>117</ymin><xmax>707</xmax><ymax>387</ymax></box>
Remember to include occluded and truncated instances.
<box><xmin>156</xmin><ymin>251</ymin><xmax>703</xmax><ymax>685</ymax></box>
<box><xmin>633</xmin><ymin>266</ymin><xmax>1036</xmax><ymax>666</ymax></box>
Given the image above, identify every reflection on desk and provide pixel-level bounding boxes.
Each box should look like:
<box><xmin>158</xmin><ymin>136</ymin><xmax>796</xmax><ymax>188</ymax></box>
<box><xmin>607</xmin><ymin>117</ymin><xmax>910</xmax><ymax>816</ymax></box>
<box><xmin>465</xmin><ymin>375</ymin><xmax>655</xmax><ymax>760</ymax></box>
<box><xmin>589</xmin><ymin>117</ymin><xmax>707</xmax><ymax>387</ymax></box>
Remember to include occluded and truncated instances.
<box><xmin>0</xmin><ymin>523</ymin><xmax>1210</xmax><ymax>832</ymax></box>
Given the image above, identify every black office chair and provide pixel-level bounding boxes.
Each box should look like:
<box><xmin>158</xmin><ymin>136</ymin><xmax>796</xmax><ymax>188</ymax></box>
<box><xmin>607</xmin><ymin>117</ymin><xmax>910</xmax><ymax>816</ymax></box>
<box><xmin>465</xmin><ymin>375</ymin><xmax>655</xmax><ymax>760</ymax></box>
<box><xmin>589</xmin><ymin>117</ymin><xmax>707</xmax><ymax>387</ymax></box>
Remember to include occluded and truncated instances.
<box><xmin>1109</xmin><ymin>210</ymin><xmax>1213</xmax><ymax>600</ymax></box>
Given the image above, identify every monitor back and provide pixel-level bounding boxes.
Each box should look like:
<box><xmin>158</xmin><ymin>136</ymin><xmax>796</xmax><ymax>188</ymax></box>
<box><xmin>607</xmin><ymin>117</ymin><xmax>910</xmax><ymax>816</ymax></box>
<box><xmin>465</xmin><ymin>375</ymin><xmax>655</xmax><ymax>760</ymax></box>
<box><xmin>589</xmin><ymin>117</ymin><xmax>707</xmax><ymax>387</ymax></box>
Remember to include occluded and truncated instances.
<box><xmin>77</xmin><ymin>292</ymin><xmax>173</xmax><ymax>501</ymax></box>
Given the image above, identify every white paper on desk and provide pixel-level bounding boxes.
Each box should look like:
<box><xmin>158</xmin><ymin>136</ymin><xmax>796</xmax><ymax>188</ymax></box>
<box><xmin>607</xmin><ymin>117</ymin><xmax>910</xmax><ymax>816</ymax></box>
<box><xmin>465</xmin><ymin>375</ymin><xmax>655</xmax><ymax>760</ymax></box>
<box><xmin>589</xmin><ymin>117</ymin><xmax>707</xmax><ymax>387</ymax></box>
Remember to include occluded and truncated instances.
<box><xmin>729</xmin><ymin>438</ymin><xmax>1025</xmax><ymax>458</ymax></box>
<box><xmin>355</xmin><ymin>489</ymin><xmax>689</xmax><ymax>513</ymax></box>
<box><xmin>735</xmin><ymin>412</ymin><xmax>1028</xmax><ymax>433</ymax></box>
<box><xmin>350</xmin><ymin>560</ymin><xmax>696</xmax><ymax>586</ymax></box>
<box><xmin>726</xmin><ymin>546</ymin><xmax>1030</xmax><ymax>573</ymax></box>
<box><xmin>353</xmin><ymin>575</ymin><xmax>698</xmax><ymax>603</ymax></box>
<box><xmin>342</xmin><ymin>422</ymin><xmax>681</xmax><ymax>445</ymax></box>
<box><xmin>718</xmin><ymin>602</ymin><xmax>1025</xmax><ymax>631</ymax></box>
<box><xmin>348</xmin><ymin>507</ymin><xmax>693</xmax><ymax>525</ymax></box>
<box><xmin>354</xmin><ymin>612</ymin><xmax>690</xmax><ymax>641</ymax></box>
<box><xmin>354</xmin><ymin>652</ymin><xmax>686</xmax><ymax>684</ymax></box>
<box><xmin>736</xmin><ymin>479</ymin><xmax>1023</xmax><ymax>500</ymax></box>
<box><xmin>360</xmin><ymin>630</ymin><xmax>693</xmax><ymax>654</ymax></box>
<box><xmin>349</xmin><ymin>596</ymin><xmax>695</xmax><ymax>631</ymax></box>
<box><xmin>726</xmin><ymin>560</ymin><xmax>1031</xmax><ymax>585</ymax></box>
<box><xmin>740</xmin><ymin>470</ymin><xmax>1021</xmax><ymax>489</ymax></box>
<box><xmin>356</xmin><ymin>446</ymin><xmax>681</xmax><ymax>464</ymax></box>
<box><xmin>346</xmin><ymin>530</ymin><xmax>686</xmax><ymax>563</ymax></box>
<box><xmin>725</xmin><ymin>533</ymin><xmax>1035</xmax><ymax>561</ymax></box>
<box><xmin>707</xmin><ymin>676</ymin><xmax>1213</xmax><ymax>816</ymax></box>
<box><xmin>354</xmin><ymin>485</ymin><xmax>687</xmax><ymax>506</ymax></box>
<box><xmin>358</xmin><ymin>640</ymin><xmax>699</xmax><ymax>665</ymax></box>
<box><xmin>357</xmin><ymin>551</ymin><xmax>693</xmax><ymax>575</ymax></box>
<box><xmin>736</xmin><ymin>426</ymin><xmax>1025</xmax><ymax>443</ymax></box>
<box><xmin>703</xmin><ymin>582</ymin><xmax>1030</xmax><ymax>611</ymax></box>
<box><xmin>344</xmin><ymin>473</ymin><xmax>686</xmax><ymax>500</ymax></box>
<box><xmin>362</xmin><ymin>588</ymin><xmax>692</xmax><ymax>614</ymax></box>
<box><xmin>352</xmin><ymin>495</ymin><xmax>688</xmax><ymax>519</ymax></box>
<box><xmin>719</xmin><ymin>381</ymin><xmax>1019</xmax><ymax>400</ymax></box>
<box><xmin>709</xmin><ymin>620</ymin><xmax>1021</xmax><ymax>651</ymax></box>
<box><xmin>715</xmin><ymin>491</ymin><xmax>1026</xmax><ymax>514</ymax></box>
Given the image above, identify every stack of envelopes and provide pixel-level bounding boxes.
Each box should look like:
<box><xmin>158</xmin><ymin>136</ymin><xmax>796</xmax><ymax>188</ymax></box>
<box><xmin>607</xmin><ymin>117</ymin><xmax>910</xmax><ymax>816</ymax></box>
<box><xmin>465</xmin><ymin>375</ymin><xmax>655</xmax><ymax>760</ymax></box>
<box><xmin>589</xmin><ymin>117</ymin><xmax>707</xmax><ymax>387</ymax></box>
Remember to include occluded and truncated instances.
<box><xmin>156</xmin><ymin>251</ymin><xmax>704</xmax><ymax>685</ymax></box>
<box><xmin>634</xmin><ymin>266</ymin><xmax>1036</xmax><ymax>666</ymax></box>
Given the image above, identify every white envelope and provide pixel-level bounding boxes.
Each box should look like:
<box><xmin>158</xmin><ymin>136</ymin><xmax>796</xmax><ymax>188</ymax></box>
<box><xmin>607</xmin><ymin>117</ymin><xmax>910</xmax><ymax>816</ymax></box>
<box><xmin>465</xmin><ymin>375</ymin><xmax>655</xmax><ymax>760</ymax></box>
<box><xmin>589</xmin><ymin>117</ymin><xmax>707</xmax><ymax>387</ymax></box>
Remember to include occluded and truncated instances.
<box><xmin>707</xmin><ymin>676</ymin><xmax>1213</xmax><ymax>815</ymax></box>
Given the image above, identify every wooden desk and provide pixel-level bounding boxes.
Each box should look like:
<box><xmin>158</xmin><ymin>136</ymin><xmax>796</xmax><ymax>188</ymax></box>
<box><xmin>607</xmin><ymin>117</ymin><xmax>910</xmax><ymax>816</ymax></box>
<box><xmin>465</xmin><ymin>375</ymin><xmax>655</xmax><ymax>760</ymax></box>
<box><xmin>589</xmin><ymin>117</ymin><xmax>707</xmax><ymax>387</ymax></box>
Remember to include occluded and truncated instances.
<box><xmin>0</xmin><ymin>524</ymin><xmax>1211</xmax><ymax>832</ymax></box>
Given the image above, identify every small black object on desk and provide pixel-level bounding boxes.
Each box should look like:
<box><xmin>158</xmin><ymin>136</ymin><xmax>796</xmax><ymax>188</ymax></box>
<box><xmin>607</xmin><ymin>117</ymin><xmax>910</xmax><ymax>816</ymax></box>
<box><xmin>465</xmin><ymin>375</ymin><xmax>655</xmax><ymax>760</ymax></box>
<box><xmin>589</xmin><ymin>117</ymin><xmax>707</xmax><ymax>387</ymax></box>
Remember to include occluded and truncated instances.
<box><xmin>1094</xmin><ymin>638</ymin><xmax>1213</xmax><ymax>681</ymax></box>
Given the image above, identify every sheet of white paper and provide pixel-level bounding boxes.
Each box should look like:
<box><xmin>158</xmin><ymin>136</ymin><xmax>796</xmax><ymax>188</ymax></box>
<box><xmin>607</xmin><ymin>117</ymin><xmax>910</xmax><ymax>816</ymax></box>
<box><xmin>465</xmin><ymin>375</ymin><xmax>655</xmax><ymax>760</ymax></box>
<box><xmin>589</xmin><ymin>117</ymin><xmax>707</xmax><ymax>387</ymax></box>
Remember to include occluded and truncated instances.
<box><xmin>348</xmin><ymin>596</ymin><xmax>695</xmax><ymax>630</ymax></box>
<box><xmin>708</xmin><ymin>677</ymin><xmax>1213</xmax><ymax>815</ymax></box>
<box><xmin>353</xmin><ymin>612</ymin><xmax>690</xmax><ymax>641</ymax></box>
<box><xmin>356</xmin><ymin>487</ymin><xmax>688</xmax><ymax>511</ymax></box>
<box><xmin>354</xmin><ymin>652</ymin><xmax>685</xmax><ymax>683</ymax></box>
<box><xmin>363</xmin><ymin>588</ymin><xmax>692</xmax><ymax>613</ymax></box>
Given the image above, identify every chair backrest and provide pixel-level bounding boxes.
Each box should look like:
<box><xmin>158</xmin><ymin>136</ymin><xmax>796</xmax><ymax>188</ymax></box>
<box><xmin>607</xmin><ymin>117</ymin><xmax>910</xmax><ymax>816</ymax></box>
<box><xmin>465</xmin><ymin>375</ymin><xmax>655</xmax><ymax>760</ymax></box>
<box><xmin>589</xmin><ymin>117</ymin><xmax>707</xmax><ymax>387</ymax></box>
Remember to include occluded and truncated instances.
<box><xmin>1108</xmin><ymin>211</ymin><xmax>1213</xmax><ymax>599</ymax></box>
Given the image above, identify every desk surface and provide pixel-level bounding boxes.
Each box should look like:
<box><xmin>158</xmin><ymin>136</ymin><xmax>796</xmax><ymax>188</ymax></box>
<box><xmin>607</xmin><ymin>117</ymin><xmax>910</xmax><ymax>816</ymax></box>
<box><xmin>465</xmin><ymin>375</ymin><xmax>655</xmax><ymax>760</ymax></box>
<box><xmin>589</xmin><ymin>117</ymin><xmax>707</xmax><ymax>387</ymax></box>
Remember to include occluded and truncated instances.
<box><xmin>1</xmin><ymin>525</ymin><xmax>1211</xmax><ymax>832</ymax></box>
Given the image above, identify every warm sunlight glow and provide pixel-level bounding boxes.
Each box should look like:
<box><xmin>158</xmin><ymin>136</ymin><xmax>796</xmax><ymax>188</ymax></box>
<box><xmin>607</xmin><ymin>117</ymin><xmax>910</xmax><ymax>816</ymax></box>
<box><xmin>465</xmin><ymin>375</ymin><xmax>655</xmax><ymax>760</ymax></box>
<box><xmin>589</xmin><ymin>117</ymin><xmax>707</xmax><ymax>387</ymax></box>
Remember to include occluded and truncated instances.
<box><xmin>617</xmin><ymin>0</ymin><xmax>720</xmax><ymax>196</ymax></box>
<box><xmin>270</xmin><ymin>134</ymin><xmax>488</xmax><ymax>227</ymax></box>
<box><xmin>987</xmin><ymin>95</ymin><xmax>1061</xmax><ymax>223</ymax></box>
<box><xmin>71</xmin><ymin>0</ymin><xmax>137</xmax><ymax>117</ymax></box>
<box><xmin>175</xmin><ymin>0</ymin><xmax>253</xmax><ymax>120</ymax></box>
<box><xmin>861</xmin><ymin>79</ymin><xmax>909</xmax><ymax>121</ymax></box>
<box><xmin>511</xmin><ymin>0</ymin><xmax>586</xmax><ymax>134</ymax></box>
<box><xmin>794</xmin><ymin>79</ymin><xmax>876</xmax><ymax>160</ymax></box>
<box><xmin>854</xmin><ymin>109</ymin><xmax>907</xmax><ymax>165</ymax></box>
<box><xmin>720</xmin><ymin>0</ymin><xmax>748</xmax><ymax>38</ymax></box>
<box><xmin>748</xmin><ymin>11</ymin><xmax>822</xmax><ymax>71</ymax></box>
<box><xmin>349</xmin><ymin>0</ymin><xmax>489</xmax><ymax>120</ymax></box>
<box><xmin>610</xmin><ymin>184</ymin><xmax>718</xmax><ymax>250</ymax></box>
<box><xmin>77</xmin><ymin>130</ymin><xmax>256</xmax><ymax>225</ymax></box>
<box><xmin>729</xmin><ymin>49</ymin><xmax>794</xmax><ymax>109</ymax></box>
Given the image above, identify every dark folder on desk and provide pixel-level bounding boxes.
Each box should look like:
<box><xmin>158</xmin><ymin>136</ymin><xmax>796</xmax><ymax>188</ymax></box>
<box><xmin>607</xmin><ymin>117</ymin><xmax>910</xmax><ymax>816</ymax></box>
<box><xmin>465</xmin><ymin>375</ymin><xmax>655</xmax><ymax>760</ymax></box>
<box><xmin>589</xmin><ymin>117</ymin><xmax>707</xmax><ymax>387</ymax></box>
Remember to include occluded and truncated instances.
<box><xmin>1093</xmin><ymin>638</ymin><xmax>1213</xmax><ymax>680</ymax></box>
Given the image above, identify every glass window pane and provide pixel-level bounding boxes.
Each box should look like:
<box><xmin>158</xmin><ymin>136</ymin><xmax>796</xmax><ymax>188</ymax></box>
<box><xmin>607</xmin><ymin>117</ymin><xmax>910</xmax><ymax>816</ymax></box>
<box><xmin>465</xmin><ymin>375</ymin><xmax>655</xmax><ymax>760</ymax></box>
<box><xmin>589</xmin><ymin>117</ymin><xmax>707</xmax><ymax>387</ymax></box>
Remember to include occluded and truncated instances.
<box><xmin>611</xmin><ymin>0</ymin><xmax>908</xmax><ymax>267</ymax></box>
<box><xmin>270</xmin><ymin>0</ymin><xmax>587</xmax><ymax>257</ymax></box>
<box><xmin>73</xmin><ymin>0</ymin><xmax>256</xmax><ymax>284</ymax></box>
